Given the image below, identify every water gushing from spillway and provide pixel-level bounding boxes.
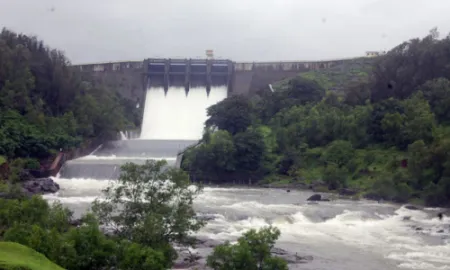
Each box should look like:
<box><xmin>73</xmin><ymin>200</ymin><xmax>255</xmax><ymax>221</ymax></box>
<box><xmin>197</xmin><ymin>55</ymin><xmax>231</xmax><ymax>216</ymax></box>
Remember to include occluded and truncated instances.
<box><xmin>56</xmin><ymin>85</ymin><xmax>227</xmax><ymax>180</ymax></box>
<box><xmin>139</xmin><ymin>86</ymin><xmax>227</xmax><ymax>140</ymax></box>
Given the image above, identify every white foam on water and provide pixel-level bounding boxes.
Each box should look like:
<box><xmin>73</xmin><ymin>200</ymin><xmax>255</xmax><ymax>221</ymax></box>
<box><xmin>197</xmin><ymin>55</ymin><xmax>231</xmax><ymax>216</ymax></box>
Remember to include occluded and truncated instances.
<box><xmin>194</xmin><ymin>191</ymin><xmax>450</xmax><ymax>270</ymax></box>
<box><xmin>42</xmin><ymin>177</ymin><xmax>109</xmax><ymax>207</ymax></box>
<box><xmin>45</xmin><ymin>175</ymin><xmax>450</xmax><ymax>270</ymax></box>
<box><xmin>397</xmin><ymin>262</ymin><xmax>450</xmax><ymax>270</ymax></box>
<box><xmin>78</xmin><ymin>155</ymin><xmax>176</xmax><ymax>161</ymax></box>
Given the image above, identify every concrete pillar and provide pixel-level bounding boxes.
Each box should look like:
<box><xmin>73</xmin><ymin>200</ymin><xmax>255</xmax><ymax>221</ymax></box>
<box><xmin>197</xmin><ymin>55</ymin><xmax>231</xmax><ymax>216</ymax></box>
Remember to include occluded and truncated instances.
<box><xmin>185</xmin><ymin>59</ymin><xmax>190</xmax><ymax>96</ymax></box>
<box><xmin>227</xmin><ymin>61</ymin><xmax>233</xmax><ymax>96</ymax></box>
<box><xmin>164</xmin><ymin>59</ymin><xmax>170</xmax><ymax>95</ymax></box>
<box><xmin>206</xmin><ymin>60</ymin><xmax>212</xmax><ymax>97</ymax></box>
<box><xmin>142</xmin><ymin>59</ymin><xmax>149</xmax><ymax>91</ymax></box>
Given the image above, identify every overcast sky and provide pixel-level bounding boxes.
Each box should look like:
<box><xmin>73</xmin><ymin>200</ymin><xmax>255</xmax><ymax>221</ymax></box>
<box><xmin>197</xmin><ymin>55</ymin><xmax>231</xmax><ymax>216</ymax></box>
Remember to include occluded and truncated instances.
<box><xmin>1</xmin><ymin>0</ymin><xmax>449</xmax><ymax>64</ymax></box>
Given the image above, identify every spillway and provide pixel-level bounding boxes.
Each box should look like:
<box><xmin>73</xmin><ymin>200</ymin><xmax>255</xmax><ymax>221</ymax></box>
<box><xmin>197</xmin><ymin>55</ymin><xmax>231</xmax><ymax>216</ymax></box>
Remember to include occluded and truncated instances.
<box><xmin>55</xmin><ymin>84</ymin><xmax>228</xmax><ymax>182</ymax></box>
<box><xmin>139</xmin><ymin>86</ymin><xmax>228</xmax><ymax>140</ymax></box>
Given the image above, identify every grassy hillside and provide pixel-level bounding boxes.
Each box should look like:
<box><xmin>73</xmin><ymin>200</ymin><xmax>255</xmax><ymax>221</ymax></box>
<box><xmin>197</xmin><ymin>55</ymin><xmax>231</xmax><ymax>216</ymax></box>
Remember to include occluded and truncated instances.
<box><xmin>0</xmin><ymin>242</ymin><xmax>64</xmax><ymax>270</ymax></box>
<box><xmin>273</xmin><ymin>57</ymin><xmax>375</xmax><ymax>93</ymax></box>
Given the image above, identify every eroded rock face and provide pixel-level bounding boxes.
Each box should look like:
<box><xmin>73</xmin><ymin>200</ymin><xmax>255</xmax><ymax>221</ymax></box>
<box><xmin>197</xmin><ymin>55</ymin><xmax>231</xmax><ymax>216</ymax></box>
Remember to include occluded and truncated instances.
<box><xmin>22</xmin><ymin>177</ymin><xmax>60</xmax><ymax>195</ymax></box>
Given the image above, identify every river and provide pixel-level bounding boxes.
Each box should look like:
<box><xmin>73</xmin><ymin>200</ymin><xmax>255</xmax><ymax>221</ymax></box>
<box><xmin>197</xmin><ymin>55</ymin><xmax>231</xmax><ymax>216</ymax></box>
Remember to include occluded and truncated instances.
<box><xmin>42</xmin><ymin>132</ymin><xmax>450</xmax><ymax>270</ymax></box>
<box><xmin>44</xmin><ymin>176</ymin><xmax>450</xmax><ymax>270</ymax></box>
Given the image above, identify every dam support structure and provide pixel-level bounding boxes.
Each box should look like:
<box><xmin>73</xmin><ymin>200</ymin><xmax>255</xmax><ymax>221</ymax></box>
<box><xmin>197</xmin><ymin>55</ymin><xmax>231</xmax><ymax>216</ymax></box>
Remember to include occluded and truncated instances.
<box><xmin>144</xmin><ymin>58</ymin><xmax>233</xmax><ymax>96</ymax></box>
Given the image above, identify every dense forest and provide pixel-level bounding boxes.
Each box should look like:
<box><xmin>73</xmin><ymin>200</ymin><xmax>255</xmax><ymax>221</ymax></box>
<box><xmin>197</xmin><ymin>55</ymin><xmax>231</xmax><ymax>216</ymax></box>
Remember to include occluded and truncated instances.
<box><xmin>0</xmin><ymin>28</ymin><xmax>140</xmax><ymax>171</ymax></box>
<box><xmin>182</xmin><ymin>28</ymin><xmax>450</xmax><ymax>207</ymax></box>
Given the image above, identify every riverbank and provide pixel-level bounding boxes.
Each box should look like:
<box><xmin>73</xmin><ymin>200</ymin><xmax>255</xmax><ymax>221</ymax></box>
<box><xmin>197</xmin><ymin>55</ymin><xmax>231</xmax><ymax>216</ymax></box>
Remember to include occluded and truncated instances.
<box><xmin>200</xmin><ymin>181</ymin><xmax>359</xmax><ymax>200</ymax></box>
<box><xmin>199</xmin><ymin>181</ymin><xmax>450</xmax><ymax>214</ymax></box>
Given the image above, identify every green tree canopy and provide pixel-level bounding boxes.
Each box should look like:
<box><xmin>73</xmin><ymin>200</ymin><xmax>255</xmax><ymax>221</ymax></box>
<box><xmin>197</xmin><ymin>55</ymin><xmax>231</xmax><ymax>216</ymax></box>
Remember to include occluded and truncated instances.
<box><xmin>207</xmin><ymin>226</ymin><xmax>288</xmax><ymax>270</ymax></box>
<box><xmin>92</xmin><ymin>160</ymin><xmax>204</xmax><ymax>267</ymax></box>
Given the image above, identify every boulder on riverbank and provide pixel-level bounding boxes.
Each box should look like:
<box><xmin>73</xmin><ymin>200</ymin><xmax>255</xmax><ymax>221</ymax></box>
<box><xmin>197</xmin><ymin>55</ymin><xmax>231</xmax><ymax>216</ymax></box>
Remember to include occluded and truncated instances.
<box><xmin>22</xmin><ymin>177</ymin><xmax>59</xmax><ymax>195</ymax></box>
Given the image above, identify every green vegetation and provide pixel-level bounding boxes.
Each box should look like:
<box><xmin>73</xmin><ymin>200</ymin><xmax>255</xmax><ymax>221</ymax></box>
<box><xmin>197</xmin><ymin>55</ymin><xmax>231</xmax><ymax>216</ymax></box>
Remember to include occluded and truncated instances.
<box><xmin>207</xmin><ymin>227</ymin><xmax>288</xmax><ymax>270</ymax></box>
<box><xmin>272</xmin><ymin>57</ymin><xmax>374</xmax><ymax>93</ymax></box>
<box><xmin>183</xmin><ymin>28</ymin><xmax>450</xmax><ymax>207</ymax></box>
<box><xmin>0</xmin><ymin>159</ymin><xmax>287</xmax><ymax>269</ymax></box>
<box><xmin>0</xmin><ymin>28</ymin><xmax>140</xmax><ymax>175</ymax></box>
<box><xmin>92</xmin><ymin>160</ymin><xmax>205</xmax><ymax>267</ymax></box>
<box><xmin>0</xmin><ymin>242</ymin><xmax>64</xmax><ymax>270</ymax></box>
<box><xmin>0</xmin><ymin>160</ymin><xmax>210</xmax><ymax>270</ymax></box>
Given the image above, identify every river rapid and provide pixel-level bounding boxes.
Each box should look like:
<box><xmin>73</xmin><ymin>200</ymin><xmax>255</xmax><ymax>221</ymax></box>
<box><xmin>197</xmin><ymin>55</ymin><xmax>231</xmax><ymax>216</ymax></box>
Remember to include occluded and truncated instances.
<box><xmin>44</xmin><ymin>176</ymin><xmax>450</xmax><ymax>270</ymax></box>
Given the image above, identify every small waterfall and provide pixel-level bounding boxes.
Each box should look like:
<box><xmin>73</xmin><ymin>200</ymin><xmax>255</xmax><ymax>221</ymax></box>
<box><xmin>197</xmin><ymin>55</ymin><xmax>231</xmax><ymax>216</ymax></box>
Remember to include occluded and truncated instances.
<box><xmin>119</xmin><ymin>131</ymin><xmax>128</xmax><ymax>140</ymax></box>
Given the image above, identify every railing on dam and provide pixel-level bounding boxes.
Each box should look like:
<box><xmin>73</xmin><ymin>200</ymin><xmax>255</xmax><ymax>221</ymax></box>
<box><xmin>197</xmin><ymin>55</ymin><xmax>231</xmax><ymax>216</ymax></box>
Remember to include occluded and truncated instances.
<box><xmin>72</xmin><ymin>61</ymin><xmax>144</xmax><ymax>72</ymax></box>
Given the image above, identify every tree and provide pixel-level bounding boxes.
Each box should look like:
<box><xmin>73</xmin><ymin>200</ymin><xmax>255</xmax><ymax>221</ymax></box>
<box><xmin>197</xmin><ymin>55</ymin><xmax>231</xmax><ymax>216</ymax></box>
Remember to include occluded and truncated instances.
<box><xmin>420</xmin><ymin>78</ymin><xmax>450</xmax><ymax>124</ymax></box>
<box><xmin>207</xmin><ymin>226</ymin><xmax>288</xmax><ymax>270</ymax></box>
<box><xmin>370</xmin><ymin>28</ymin><xmax>450</xmax><ymax>102</ymax></box>
<box><xmin>233</xmin><ymin>129</ymin><xmax>267</xmax><ymax>182</ymax></box>
<box><xmin>0</xmin><ymin>28</ymin><xmax>140</xmax><ymax>161</ymax></box>
<box><xmin>256</xmin><ymin>77</ymin><xmax>325</xmax><ymax>123</ymax></box>
<box><xmin>206</xmin><ymin>96</ymin><xmax>254</xmax><ymax>135</ymax></box>
<box><xmin>91</xmin><ymin>159</ymin><xmax>204</xmax><ymax>267</ymax></box>
<box><xmin>287</xmin><ymin>76</ymin><xmax>326</xmax><ymax>104</ymax></box>
<box><xmin>182</xmin><ymin>130</ymin><xmax>237</xmax><ymax>183</ymax></box>
<box><xmin>321</xmin><ymin>140</ymin><xmax>354</xmax><ymax>168</ymax></box>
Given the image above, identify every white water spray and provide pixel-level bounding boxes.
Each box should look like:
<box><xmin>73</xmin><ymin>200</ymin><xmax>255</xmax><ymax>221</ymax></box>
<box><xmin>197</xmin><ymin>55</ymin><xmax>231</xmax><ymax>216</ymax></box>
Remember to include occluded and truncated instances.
<box><xmin>119</xmin><ymin>131</ymin><xmax>128</xmax><ymax>140</ymax></box>
<box><xmin>139</xmin><ymin>86</ymin><xmax>227</xmax><ymax>140</ymax></box>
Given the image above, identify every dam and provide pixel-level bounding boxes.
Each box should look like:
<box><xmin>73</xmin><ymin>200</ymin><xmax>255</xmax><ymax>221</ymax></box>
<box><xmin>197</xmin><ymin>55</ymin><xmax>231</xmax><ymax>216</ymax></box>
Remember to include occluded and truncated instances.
<box><xmin>57</xmin><ymin>57</ymin><xmax>357</xmax><ymax>176</ymax></box>
<box><xmin>73</xmin><ymin>58</ymin><xmax>351</xmax><ymax>108</ymax></box>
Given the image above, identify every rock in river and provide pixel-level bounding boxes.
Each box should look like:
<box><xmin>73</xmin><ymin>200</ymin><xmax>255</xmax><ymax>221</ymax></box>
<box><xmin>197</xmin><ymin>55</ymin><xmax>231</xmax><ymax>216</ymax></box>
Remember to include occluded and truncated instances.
<box><xmin>307</xmin><ymin>194</ymin><xmax>322</xmax><ymax>201</ymax></box>
<box><xmin>22</xmin><ymin>177</ymin><xmax>60</xmax><ymax>195</ymax></box>
<box><xmin>306</xmin><ymin>193</ymin><xmax>332</xmax><ymax>202</ymax></box>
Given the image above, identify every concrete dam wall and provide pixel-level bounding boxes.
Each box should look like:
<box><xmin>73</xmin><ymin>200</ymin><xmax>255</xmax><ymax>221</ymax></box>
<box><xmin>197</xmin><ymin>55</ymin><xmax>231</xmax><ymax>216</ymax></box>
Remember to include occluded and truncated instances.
<box><xmin>145</xmin><ymin>59</ymin><xmax>233</xmax><ymax>96</ymax></box>
<box><xmin>72</xmin><ymin>58</ymin><xmax>351</xmax><ymax>104</ymax></box>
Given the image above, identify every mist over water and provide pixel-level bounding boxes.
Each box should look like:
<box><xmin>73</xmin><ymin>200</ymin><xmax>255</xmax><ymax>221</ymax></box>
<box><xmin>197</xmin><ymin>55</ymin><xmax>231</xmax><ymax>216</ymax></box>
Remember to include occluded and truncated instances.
<box><xmin>140</xmin><ymin>86</ymin><xmax>227</xmax><ymax>140</ymax></box>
